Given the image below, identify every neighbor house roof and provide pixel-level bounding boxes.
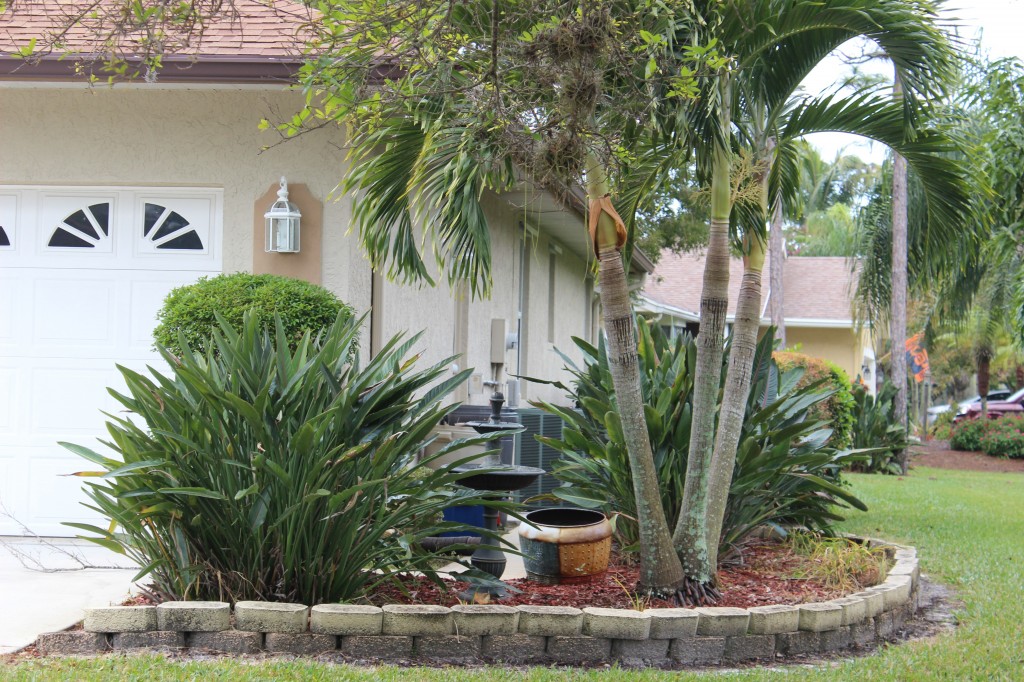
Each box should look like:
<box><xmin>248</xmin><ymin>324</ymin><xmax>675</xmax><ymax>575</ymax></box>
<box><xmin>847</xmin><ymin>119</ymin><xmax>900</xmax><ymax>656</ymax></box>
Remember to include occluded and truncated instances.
<box><xmin>641</xmin><ymin>251</ymin><xmax>861</xmax><ymax>328</ymax></box>
<box><xmin>0</xmin><ymin>0</ymin><xmax>312</xmax><ymax>82</ymax></box>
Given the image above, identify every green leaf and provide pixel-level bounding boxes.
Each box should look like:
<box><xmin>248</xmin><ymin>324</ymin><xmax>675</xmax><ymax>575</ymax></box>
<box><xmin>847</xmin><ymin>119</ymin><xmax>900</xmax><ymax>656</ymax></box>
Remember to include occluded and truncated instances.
<box><xmin>102</xmin><ymin>460</ymin><xmax>166</xmax><ymax>478</ymax></box>
<box><xmin>157</xmin><ymin>487</ymin><xmax>227</xmax><ymax>500</ymax></box>
<box><xmin>233</xmin><ymin>484</ymin><xmax>259</xmax><ymax>501</ymax></box>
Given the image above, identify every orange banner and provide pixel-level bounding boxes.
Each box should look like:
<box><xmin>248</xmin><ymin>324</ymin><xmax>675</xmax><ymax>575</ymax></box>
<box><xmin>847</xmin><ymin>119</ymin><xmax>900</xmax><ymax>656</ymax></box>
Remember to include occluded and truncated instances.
<box><xmin>905</xmin><ymin>332</ymin><xmax>930</xmax><ymax>383</ymax></box>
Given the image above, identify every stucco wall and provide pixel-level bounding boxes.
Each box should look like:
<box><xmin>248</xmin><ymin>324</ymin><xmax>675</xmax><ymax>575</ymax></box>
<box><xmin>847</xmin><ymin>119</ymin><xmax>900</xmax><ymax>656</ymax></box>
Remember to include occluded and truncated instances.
<box><xmin>0</xmin><ymin>85</ymin><xmax>588</xmax><ymax>406</ymax></box>
<box><xmin>374</xmin><ymin>196</ymin><xmax>592</xmax><ymax>408</ymax></box>
<box><xmin>780</xmin><ymin>326</ymin><xmax>862</xmax><ymax>379</ymax></box>
<box><xmin>0</xmin><ymin>86</ymin><xmax>371</xmax><ymax>309</ymax></box>
<box><xmin>519</xmin><ymin>231</ymin><xmax>591</xmax><ymax>405</ymax></box>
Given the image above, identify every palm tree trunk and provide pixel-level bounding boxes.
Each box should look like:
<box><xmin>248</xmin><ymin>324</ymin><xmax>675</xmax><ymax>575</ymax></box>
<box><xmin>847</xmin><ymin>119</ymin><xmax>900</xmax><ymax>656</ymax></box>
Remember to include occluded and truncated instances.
<box><xmin>769</xmin><ymin>198</ymin><xmax>786</xmax><ymax>348</ymax></box>
<box><xmin>704</xmin><ymin>232</ymin><xmax>765</xmax><ymax>568</ymax></box>
<box><xmin>703</xmin><ymin>136</ymin><xmax>773</xmax><ymax>566</ymax></box>
<box><xmin>892</xmin><ymin>70</ymin><xmax>909</xmax><ymax>474</ymax></box>
<box><xmin>586</xmin><ymin>153</ymin><xmax>684</xmax><ymax>597</ymax></box>
<box><xmin>978</xmin><ymin>354</ymin><xmax>991</xmax><ymax>420</ymax></box>
<box><xmin>673</xmin><ymin>74</ymin><xmax>731</xmax><ymax>604</ymax></box>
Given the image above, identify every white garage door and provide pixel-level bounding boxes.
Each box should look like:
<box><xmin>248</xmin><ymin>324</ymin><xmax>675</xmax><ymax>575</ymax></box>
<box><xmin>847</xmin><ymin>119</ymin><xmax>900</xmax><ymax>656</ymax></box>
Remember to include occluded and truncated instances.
<box><xmin>0</xmin><ymin>186</ymin><xmax>222</xmax><ymax>536</ymax></box>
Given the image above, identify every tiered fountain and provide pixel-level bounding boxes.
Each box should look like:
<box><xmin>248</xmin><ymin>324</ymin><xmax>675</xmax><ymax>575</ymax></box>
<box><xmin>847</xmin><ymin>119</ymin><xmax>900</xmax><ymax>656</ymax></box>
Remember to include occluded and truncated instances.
<box><xmin>455</xmin><ymin>384</ymin><xmax>544</xmax><ymax>596</ymax></box>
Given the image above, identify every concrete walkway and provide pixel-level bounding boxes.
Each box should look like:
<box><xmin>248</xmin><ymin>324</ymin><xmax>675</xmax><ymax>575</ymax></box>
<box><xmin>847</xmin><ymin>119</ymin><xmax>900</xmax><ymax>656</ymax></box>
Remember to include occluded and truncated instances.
<box><xmin>0</xmin><ymin>536</ymin><xmax>137</xmax><ymax>654</ymax></box>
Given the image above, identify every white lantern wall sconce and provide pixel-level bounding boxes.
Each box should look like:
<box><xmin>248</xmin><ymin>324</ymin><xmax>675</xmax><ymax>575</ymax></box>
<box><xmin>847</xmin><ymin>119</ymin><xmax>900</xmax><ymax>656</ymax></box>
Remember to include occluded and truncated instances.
<box><xmin>264</xmin><ymin>177</ymin><xmax>301</xmax><ymax>253</ymax></box>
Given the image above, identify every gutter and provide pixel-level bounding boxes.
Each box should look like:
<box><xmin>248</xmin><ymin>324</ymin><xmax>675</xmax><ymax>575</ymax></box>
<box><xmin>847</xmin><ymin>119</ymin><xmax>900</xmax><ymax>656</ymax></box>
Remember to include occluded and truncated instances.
<box><xmin>0</xmin><ymin>55</ymin><xmax>302</xmax><ymax>84</ymax></box>
<box><xmin>760</xmin><ymin>317</ymin><xmax>855</xmax><ymax>329</ymax></box>
<box><xmin>636</xmin><ymin>296</ymin><xmax>700</xmax><ymax>323</ymax></box>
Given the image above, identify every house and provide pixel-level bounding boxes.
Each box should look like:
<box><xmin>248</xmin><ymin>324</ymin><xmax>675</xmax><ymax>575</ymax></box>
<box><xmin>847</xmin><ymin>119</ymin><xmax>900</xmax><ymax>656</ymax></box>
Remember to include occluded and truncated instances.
<box><xmin>639</xmin><ymin>251</ymin><xmax>876</xmax><ymax>391</ymax></box>
<box><xmin>0</xmin><ymin>3</ymin><xmax>632</xmax><ymax>535</ymax></box>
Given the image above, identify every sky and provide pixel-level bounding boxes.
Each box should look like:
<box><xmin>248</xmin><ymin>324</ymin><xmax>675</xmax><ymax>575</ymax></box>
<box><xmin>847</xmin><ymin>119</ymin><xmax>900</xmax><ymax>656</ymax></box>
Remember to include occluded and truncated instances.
<box><xmin>802</xmin><ymin>0</ymin><xmax>1024</xmax><ymax>163</ymax></box>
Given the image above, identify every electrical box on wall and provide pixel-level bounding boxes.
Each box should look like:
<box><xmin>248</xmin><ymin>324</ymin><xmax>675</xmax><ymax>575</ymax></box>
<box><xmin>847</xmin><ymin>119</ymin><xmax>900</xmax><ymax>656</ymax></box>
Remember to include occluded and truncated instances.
<box><xmin>490</xmin><ymin>319</ymin><xmax>507</xmax><ymax>364</ymax></box>
<box><xmin>506</xmin><ymin>378</ymin><xmax>521</xmax><ymax>407</ymax></box>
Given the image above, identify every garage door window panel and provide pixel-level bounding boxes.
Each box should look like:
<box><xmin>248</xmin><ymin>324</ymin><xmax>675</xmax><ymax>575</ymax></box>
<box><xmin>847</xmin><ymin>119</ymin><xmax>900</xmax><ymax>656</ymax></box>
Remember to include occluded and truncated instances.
<box><xmin>0</xmin><ymin>194</ymin><xmax>14</xmax><ymax>250</ymax></box>
<box><xmin>143</xmin><ymin>202</ymin><xmax>204</xmax><ymax>251</ymax></box>
<box><xmin>135</xmin><ymin>196</ymin><xmax>212</xmax><ymax>258</ymax></box>
<box><xmin>46</xmin><ymin>202</ymin><xmax>113</xmax><ymax>250</ymax></box>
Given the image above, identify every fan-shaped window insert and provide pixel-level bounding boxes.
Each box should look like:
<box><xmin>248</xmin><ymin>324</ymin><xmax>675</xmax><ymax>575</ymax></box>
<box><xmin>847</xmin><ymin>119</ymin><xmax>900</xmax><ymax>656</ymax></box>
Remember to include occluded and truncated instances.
<box><xmin>143</xmin><ymin>203</ymin><xmax>204</xmax><ymax>250</ymax></box>
<box><xmin>48</xmin><ymin>203</ymin><xmax>111</xmax><ymax>248</ymax></box>
<box><xmin>0</xmin><ymin>225</ymin><xmax>9</xmax><ymax>247</ymax></box>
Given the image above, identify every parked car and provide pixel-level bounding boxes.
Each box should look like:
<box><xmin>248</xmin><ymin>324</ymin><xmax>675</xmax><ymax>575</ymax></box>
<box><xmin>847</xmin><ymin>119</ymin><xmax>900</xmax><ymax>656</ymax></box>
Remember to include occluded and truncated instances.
<box><xmin>928</xmin><ymin>389</ymin><xmax>1011</xmax><ymax>424</ymax></box>
<box><xmin>954</xmin><ymin>388</ymin><xmax>1024</xmax><ymax>422</ymax></box>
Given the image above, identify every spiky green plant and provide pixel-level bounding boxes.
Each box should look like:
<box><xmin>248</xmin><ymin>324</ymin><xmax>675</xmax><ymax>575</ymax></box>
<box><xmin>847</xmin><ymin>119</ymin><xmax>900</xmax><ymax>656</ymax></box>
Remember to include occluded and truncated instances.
<box><xmin>530</xmin><ymin>322</ymin><xmax>868</xmax><ymax>557</ymax></box>
<box><xmin>63</xmin><ymin>311</ymin><xmax>511</xmax><ymax>604</ymax></box>
<box><xmin>848</xmin><ymin>381</ymin><xmax>908</xmax><ymax>474</ymax></box>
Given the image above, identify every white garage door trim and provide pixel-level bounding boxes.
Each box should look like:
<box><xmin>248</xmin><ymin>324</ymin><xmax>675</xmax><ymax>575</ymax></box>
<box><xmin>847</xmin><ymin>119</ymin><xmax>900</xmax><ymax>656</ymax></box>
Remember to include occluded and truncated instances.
<box><xmin>0</xmin><ymin>185</ymin><xmax>223</xmax><ymax>537</ymax></box>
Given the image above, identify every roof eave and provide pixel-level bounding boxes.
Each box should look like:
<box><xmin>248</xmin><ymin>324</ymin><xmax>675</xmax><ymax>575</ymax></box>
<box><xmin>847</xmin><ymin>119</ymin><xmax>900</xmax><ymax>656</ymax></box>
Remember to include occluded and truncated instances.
<box><xmin>0</xmin><ymin>55</ymin><xmax>302</xmax><ymax>84</ymax></box>
<box><xmin>763</xmin><ymin>317</ymin><xmax>857</xmax><ymax>329</ymax></box>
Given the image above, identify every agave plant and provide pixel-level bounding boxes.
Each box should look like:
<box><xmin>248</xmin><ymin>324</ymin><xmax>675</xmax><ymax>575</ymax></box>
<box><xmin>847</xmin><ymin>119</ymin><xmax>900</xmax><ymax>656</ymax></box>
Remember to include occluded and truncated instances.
<box><xmin>63</xmin><ymin>311</ymin><xmax>512</xmax><ymax>603</ymax></box>
<box><xmin>530</xmin><ymin>321</ymin><xmax>868</xmax><ymax>557</ymax></box>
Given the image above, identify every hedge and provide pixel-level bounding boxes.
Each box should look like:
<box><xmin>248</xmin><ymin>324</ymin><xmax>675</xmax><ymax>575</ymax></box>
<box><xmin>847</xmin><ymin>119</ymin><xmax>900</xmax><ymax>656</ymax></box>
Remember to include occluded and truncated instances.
<box><xmin>951</xmin><ymin>415</ymin><xmax>1024</xmax><ymax>459</ymax></box>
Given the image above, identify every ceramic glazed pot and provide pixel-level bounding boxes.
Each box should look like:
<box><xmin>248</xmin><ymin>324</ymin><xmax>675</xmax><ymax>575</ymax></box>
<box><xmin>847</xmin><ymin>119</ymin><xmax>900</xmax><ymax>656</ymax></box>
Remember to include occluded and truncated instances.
<box><xmin>518</xmin><ymin>508</ymin><xmax>612</xmax><ymax>584</ymax></box>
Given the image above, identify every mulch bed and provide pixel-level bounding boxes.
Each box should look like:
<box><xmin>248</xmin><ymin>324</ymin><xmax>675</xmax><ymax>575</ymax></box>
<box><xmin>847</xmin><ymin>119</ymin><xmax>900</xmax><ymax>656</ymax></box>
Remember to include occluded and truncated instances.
<box><xmin>116</xmin><ymin>538</ymin><xmax>868</xmax><ymax>611</ymax></box>
<box><xmin>912</xmin><ymin>440</ymin><xmax>1024</xmax><ymax>473</ymax></box>
<box><xmin>112</xmin><ymin>540</ymin><xmax>851</xmax><ymax>606</ymax></box>
<box><xmin>366</xmin><ymin>539</ymin><xmax>857</xmax><ymax>610</ymax></box>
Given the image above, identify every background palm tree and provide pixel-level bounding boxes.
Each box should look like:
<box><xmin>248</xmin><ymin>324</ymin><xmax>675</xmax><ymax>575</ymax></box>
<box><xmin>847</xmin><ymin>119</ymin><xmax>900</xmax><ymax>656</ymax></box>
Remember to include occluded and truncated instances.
<box><xmin>858</xmin><ymin>56</ymin><xmax>1024</xmax><ymax>421</ymax></box>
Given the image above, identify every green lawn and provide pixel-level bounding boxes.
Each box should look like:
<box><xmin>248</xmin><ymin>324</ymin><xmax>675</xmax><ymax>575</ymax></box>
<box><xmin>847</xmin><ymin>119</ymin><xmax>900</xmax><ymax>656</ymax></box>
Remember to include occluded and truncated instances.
<box><xmin>4</xmin><ymin>467</ymin><xmax>1022</xmax><ymax>681</ymax></box>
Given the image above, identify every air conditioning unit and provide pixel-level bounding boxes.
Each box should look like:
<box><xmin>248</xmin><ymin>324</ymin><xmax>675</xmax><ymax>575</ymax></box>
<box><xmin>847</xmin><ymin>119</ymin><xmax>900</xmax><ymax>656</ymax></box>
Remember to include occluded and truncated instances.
<box><xmin>514</xmin><ymin>407</ymin><xmax>568</xmax><ymax>505</ymax></box>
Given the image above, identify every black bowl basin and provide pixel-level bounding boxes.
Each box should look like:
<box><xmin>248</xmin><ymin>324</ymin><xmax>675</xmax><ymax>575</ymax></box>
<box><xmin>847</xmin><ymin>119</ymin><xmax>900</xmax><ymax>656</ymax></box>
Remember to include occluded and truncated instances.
<box><xmin>464</xmin><ymin>420</ymin><xmax>527</xmax><ymax>436</ymax></box>
<box><xmin>453</xmin><ymin>464</ymin><xmax>544</xmax><ymax>491</ymax></box>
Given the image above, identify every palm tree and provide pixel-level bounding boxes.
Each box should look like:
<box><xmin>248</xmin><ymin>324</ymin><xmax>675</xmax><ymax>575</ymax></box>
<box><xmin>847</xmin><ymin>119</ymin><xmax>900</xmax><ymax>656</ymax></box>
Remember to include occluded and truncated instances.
<box><xmin>333</xmin><ymin>0</ymin><xmax>700</xmax><ymax>598</ymax></box>
<box><xmin>781</xmin><ymin>144</ymin><xmax>879</xmax><ymax>257</ymax></box>
<box><xmin>676</xmin><ymin>0</ymin><xmax>969</xmax><ymax>594</ymax></box>
<box><xmin>891</xmin><ymin>70</ymin><xmax>911</xmax><ymax>472</ymax></box>
<box><xmin>338</xmin><ymin>0</ymin><xmax>970</xmax><ymax>603</ymax></box>
<box><xmin>858</xmin><ymin>57</ymin><xmax>1023</xmax><ymax>420</ymax></box>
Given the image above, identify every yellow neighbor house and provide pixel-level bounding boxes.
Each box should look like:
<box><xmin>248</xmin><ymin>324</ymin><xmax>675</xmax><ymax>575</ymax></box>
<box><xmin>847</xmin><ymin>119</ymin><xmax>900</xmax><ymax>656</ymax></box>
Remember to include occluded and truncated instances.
<box><xmin>638</xmin><ymin>251</ymin><xmax>876</xmax><ymax>395</ymax></box>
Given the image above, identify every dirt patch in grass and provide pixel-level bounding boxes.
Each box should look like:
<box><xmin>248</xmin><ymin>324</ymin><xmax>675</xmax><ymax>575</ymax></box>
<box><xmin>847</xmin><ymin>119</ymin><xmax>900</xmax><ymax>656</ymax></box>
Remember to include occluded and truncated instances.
<box><xmin>366</xmin><ymin>539</ymin><xmax>876</xmax><ymax>609</ymax></box>
<box><xmin>913</xmin><ymin>440</ymin><xmax>1024</xmax><ymax>473</ymax></box>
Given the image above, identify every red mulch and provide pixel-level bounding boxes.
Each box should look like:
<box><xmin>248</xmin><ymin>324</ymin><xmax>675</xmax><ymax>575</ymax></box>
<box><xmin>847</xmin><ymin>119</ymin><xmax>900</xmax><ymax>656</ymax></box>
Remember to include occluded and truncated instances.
<box><xmin>366</xmin><ymin>539</ymin><xmax>858</xmax><ymax>609</ymax></box>
<box><xmin>912</xmin><ymin>440</ymin><xmax>1024</xmax><ymax>473</ymax></box>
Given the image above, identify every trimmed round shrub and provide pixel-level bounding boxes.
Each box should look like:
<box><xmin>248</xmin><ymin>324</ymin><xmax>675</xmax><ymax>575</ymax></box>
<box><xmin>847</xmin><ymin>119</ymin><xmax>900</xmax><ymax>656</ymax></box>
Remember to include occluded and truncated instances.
<box><xmin>153</xmin><ymin>273</ymin><xmax>354</xmax><ymax>355</ymax></box>
<box><xmin>774</xmin><ymin>351</ymin><xmax>856</xmax><ymax>448</ymax></box>
<box><xmin>950</xmin><ymin>418</ymin><xmax>986</xmax><ymax>452</ymax></box>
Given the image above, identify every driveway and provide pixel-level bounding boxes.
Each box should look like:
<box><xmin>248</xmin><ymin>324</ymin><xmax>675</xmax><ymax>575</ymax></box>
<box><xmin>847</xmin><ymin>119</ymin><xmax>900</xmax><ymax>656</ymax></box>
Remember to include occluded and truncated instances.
<box><xmin>0</xmin><ymin>536</ymin><xmax>137</xmax><ymax>654</ymax></box>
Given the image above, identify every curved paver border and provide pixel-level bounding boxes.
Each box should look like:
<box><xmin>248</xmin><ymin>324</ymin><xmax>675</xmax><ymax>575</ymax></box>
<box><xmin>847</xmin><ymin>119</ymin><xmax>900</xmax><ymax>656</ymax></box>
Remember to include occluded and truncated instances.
<box><xmin>37</xmin><ymin>537</ymin><xmax>922</xmax><ymax>667</ymax></box>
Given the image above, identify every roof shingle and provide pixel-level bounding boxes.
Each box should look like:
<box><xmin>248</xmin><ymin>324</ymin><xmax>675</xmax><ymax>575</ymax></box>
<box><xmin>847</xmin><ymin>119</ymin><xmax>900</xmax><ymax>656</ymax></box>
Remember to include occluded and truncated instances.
<box><xmin>643</xmin><ymin>250</ymin><xmax>860</xmax><ymax>323</ymax></box>
<box><xmin>0</xmin><ymin>1</ymin><xmax>313</xmax><ymax>61</ymax></box>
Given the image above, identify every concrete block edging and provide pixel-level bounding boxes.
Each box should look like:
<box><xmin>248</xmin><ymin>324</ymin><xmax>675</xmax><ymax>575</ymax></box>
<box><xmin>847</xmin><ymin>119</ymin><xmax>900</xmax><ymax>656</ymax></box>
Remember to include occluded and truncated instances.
<box><xmin>37</xmin><ymin>537</ymin><xmax>919</xmax><ymax>666</ymax></box>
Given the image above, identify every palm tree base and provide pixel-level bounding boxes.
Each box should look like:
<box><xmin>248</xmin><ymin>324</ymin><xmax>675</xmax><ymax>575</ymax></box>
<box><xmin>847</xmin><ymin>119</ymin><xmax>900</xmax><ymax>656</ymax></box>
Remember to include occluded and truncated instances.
<box><xmin>676</xmin><ymin>576</ymin><xmax>722</xmax><ymax>606</ymax></box>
